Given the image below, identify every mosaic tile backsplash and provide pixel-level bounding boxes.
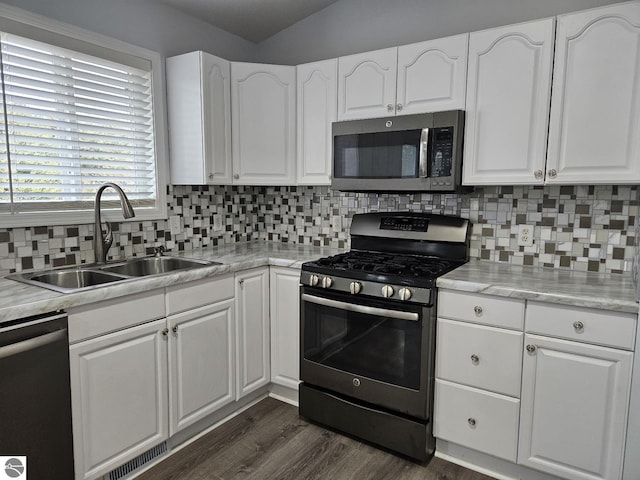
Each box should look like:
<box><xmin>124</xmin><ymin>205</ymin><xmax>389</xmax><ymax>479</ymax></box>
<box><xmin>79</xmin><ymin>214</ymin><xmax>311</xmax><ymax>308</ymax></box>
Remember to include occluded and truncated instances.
<box><xmin>0</xmin><ymin>184</ymin><xmax>637</xmax><ymax>276</ymax></box>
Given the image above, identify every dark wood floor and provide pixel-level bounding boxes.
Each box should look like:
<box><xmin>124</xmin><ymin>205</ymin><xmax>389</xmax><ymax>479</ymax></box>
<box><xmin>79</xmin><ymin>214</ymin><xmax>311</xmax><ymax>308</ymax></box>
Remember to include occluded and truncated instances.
<box><xmin>137</xmin><ymin>398</ymin><xmax>495</xmax><ymax>480</ymax></box>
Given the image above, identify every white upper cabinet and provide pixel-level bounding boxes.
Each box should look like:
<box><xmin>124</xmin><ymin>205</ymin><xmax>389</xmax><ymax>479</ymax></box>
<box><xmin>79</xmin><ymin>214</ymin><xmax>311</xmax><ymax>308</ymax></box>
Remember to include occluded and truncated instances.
<box><xmin>338</xmin><ymin>47</ymin><xmax>398</xmax><ymax>120</ymax></box>
<box><xmin>396</xmin><ymin>34</ymin><xmax>468</xmax><ymax>115</ymax></box>
<box><xmin>546</xmin><ymin>2</ymin><xmax>640</xmax><ymax>184</ymax></box>
<box><xmin>463</xmin><ymin>19</ymin><xmax>555</xmax><ymax>185</ymax></box>
<box><xmin>296</xmin><ymin>59</ymin><xmax>337</xmax><ymax>185</ymax></box>
<box><xmin>338</xmin><ymin>36</ymin><xmax>468</xmax><ymax>121</ymax></box>
<box><xmin>231</xmin><ymin>62</ymin><xmax>296</xmax><ymax>185</ymax></box>
<box><xmin>167</xmin><ymin>51</ymin><xmax>232</xmax><ymax>185</ymax></box>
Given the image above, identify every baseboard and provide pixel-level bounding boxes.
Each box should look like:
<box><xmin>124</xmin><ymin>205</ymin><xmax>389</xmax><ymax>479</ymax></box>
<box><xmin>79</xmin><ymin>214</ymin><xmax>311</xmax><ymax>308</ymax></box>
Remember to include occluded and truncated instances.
<box><xmin>435</xmin><ymin>439</ymin><xmax>564</xmax><ymax>480</ymax></box>
<box><xmin>268</xmin><ymin>383</ymin><xmax>299</xmax><ymax>406</ymax></box>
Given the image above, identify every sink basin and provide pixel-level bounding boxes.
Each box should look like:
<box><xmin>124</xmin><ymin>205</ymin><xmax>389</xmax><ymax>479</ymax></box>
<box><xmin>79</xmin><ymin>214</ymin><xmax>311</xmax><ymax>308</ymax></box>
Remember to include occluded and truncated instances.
<box><xmin>100</xmin><ymin>256</ymin><xmax>219</xmax><ymax>276</ymax></box>
<box><xmin>6</xmin><ymin>255</ymin><xmax>222</xmax><ymax>293</ymax></box>
<box><xmin>26</xmin><ymin>269</ymin><xmax>127</xmax><ymax>293</ymax></box>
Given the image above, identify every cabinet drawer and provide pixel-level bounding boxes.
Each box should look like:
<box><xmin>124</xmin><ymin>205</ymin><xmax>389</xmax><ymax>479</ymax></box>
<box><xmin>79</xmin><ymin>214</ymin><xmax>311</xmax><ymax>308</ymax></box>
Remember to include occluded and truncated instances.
<box><xmin>438</xmin><ymin>290</ymin><xmax>524</xmax><ymax>330</ymax></box>
<box><xmin>68</xmin><ymin>289</ymin><xmax>165</xmax><ymax>343</ymax></box>
<box><xmin>436</xmin><ymin>318</ymin><xmax>523</xmax><ymax>397</ymax></box>
<box><xmin>526</xmin><ymin>302</ymin><xmax>637</xmax><ymax>350</ymax></box>
<box><xmin>434</xmin><ymin>379</ymin><xmax>520</xmax><ymax>462</ymax></box>
<box><xmin>166</xmin><ymin>274</ymin><xmax>234</xmax><ymax>315</ymax></box>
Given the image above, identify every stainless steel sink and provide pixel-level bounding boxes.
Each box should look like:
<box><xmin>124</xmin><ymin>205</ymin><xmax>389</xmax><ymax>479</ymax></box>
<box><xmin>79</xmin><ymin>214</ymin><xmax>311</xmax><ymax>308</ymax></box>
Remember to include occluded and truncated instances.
<box><xmin>6</xmin><ymin>256</ymin><xmax>221</xmax><ymax>293</ymax></box>
<box><xmin>19</xmin><ymin>269</ymin><xmax>128</xmax><ymax>293</ymax></box>
<box><xmin>100</xmin><ymin>256</ymin><xmax>218</xmax><ymax>276</ymax></box>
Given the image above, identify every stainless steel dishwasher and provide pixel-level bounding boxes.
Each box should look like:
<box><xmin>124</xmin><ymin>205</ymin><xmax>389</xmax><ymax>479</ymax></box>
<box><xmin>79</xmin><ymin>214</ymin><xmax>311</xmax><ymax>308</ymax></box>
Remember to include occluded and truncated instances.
<box><xmin>0</xmin><ymin>312</ymin><xmax>74</xmax><ymax>478</ymax></box>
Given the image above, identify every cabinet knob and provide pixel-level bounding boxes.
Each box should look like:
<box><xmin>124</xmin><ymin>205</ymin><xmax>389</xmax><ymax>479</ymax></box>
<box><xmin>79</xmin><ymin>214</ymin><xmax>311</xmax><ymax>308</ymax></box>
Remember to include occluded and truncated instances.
<box><xmin>239</xmin><ymin>279</ymin><xmax>245</xmax><ymax>288</ymax></box>
<box><xmin>573</xmin><ymin>321</ymin><xmax>584</xmax><ymax>332</ymax></box>
<box><xmin>534</xmin><ymin>169</ymin><xmax>543</xmax><ymax>179</ymax></box>
<box><xmin>396</xmin><ymin>103</ymin><xmax>403</xmax><ymax>112</ymax></box>
<box><xmin>473</xmin><ymin>305</ymin><xmax>483</xmax><ymax>316</ymax></box>
<box><xmin>468</xmin><ymin>417</ymin><xmax>477</xmax><ymax>427</ymax></box>
<box><xmin>234</xmin><ymin>173</ymin><xmax>240</xmax><ymax>179</ymax></box>
<box><xmin>208</xmin><ymin>173</ymin><xmax>214</xmax><ymax>180</ymax></box>
<box><xmin>172</xmin><ymin>325</ymin><xmax>178</xmax><ymax>334</ymax></box>
<box><xmin>470</xmin><ymin>354</ymin><xmax>480</xmax><ymax>364</ymax></box>
<box><xmin>387</xmin><ymin>104</ymin><xmax>394</xmax><ymax>112</ymax></box>
<box><xmin>161</xmin><ymin>328</ymin><xmax>169</xmax><ymax>337</ymax></box>
<box><xmin>548</xmin><ymin>169</ymin><xmax>557</xmax><ymax>178</ymax></box>
<box><xmin>526</xmin><ymin>344</ymin><xmax>537</xmax><ymax>354</ymax></box>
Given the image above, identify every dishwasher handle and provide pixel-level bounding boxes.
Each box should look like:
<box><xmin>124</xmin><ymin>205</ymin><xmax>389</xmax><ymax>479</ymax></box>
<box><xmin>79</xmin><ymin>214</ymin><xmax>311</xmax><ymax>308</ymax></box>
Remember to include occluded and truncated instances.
<box><xmin>0</xmin><ymin>328</ymin><xmax>67</xmax><ymax>360</ymax></box>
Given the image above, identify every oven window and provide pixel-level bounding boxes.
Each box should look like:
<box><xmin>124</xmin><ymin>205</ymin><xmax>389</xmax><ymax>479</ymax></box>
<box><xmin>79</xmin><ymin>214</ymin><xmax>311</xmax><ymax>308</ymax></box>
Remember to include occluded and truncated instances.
<box><xmin>302</xmin><ymin>294</ymin><xmax>422</xmax><ymax>390</ymax></box>
<box><xmin>333</xmin><ymin>130</ymin><xmax>421</xmax><ymax>179</ymax></box>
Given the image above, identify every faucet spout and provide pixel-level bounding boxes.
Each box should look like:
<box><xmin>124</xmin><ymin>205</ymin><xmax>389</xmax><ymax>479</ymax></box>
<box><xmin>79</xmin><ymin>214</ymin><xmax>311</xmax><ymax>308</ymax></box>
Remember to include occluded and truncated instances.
<box><xmin>94</xmin><ymin>182</ymin><xmax>135</xmax><ymax>264</ymax></box>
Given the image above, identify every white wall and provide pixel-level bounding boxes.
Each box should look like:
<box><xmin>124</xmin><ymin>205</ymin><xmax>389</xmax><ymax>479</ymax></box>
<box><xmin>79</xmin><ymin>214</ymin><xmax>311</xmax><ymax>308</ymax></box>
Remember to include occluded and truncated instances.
<box><xmin>256</xmin><ymin>0</ymin><xmax>626</xmax><ymax>64</ymax></box>
<box><xmin>0</xmin><ymin>0</ymin><xmax>256</xmax><ymax>61</ymax></box>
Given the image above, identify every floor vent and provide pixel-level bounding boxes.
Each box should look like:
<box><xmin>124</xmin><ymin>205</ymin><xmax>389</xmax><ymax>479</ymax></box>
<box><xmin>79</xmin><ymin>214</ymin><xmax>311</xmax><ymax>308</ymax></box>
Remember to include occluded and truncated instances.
<box><xmin>107</xmin><ymin>441</ymin><xmax>168</xmax><ymax>480</ymax></box>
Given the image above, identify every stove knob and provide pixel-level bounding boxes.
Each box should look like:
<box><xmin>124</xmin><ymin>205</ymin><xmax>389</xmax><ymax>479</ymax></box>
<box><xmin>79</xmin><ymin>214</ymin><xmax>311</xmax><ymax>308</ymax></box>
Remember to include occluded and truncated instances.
<box><xmin>309</xmin><ymin>274</ymin><xmax>319</xmax><ymax>287</ymax></box>
<box><xmin>399</xmin><ymin>288</ymin><xmax>412</xmax><ymax>301</ymax></box>
<box><xmin>349</xmin><ymin>281</ymin><xmax>362</xmax><ymax>295</ymax></box>
<box><xmin>321</xmin><ymin>276</ymin><xmax>333</xmax><ymax>289</ymax></box>
<box><xmin>381</xmin><ymin>285</ymin><xmax>395</xmax><ymax>298</ymax></box>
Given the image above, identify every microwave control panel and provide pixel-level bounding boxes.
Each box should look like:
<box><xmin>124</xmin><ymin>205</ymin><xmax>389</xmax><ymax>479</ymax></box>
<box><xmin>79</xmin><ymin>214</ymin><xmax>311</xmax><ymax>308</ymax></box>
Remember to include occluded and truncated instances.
<box><xmin>430</xmin><ymin>126</ymin><xmax>454</xmax><ymax>179</ymax></box>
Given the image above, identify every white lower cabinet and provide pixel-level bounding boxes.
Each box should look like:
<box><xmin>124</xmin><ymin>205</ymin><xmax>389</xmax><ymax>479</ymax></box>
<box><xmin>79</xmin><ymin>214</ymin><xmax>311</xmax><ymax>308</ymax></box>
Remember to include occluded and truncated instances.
<box><xmin>435</xmin><ymin>291</ymin><xmax>524</xmax><ymax>463</ymax></box>
<box><xmin>235</xmin><ymin>267</ymin><xmax>270</xmax><ymax>398</ymax></box>
<box><xmin>269</xmin><ymin>267</ymin><xmax>301</xmax><ymax>389</ymax></box>
<box><xmin>434</xmin><ymin>379</ymin><xmax>520</xmax><ymax>462</ymax></box>
<box><xmin>69</xmin><ymin>318</ymin><xmax>168</xmax><ymax>480</ymax></box>
<box><xmin>168</xmin><ymin>299</ymin><xmax>235</xmax><ymax>435</ymax></box>
<box><xmin>68</xmin><ymin>267</ymin><xmax>300</xmax><ymax>479</ymax></box>
<box><xmin>518</xmin><ymin>322</ymin><xmax>634</xmax><ymax>479</ymax></box>
<box><xmin>436</xmin><ymin>290</ymin><xmax>636</xmax><ymax>480</ymax></box>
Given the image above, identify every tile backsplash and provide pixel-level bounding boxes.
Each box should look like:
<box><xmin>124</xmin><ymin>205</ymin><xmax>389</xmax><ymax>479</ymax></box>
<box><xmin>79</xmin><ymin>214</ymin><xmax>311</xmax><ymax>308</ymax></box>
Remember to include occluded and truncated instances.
<box><xmin>0</xmin><ymin>184</ymin><xmax>637</xmax><ymax>275</ymax></box>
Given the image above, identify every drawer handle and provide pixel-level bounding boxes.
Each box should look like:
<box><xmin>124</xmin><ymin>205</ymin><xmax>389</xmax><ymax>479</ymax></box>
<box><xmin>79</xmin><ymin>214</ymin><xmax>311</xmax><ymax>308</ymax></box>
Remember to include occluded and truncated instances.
<box><xmin>473</xmin><ymin>305</ymin><xmax>483</xmax><ymax>316</ymax></box>
<box><xmin>526</xmin><ymin>344</ymin><xmax>537</xmax><ymax>354</ymax></box>
<box><xmin>573</xmin><ymin>321</ymin><xmax>584</xmax><ymax>332</ymax></box>
<box><xmin>470</xmin><ymin>354</ymin><xmax>479</xmax><ymax>364</ymax></box>
<box><xmin>468</xmin><ymin>417</ymin><xmax>476</xmax><ymax>427</ymax></box>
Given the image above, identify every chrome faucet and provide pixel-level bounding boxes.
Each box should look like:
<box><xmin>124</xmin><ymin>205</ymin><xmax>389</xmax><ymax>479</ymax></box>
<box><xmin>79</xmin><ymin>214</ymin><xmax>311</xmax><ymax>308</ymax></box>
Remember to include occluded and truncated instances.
<box><xmin>94</xmin><ymin>182</ymin><xmax>135</xmax><ymax>264</ymax></box>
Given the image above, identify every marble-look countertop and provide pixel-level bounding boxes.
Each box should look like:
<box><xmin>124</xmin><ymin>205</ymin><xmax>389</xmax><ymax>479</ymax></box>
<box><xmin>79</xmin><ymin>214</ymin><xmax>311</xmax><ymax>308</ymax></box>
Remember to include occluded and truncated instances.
<box><xmin>437</xmin><ymin>259</ymin><xmax>639</xmax><ymax>314</ymax></box>
<box><xmin>0</xmin><ymin>241</ymin><xmax>342</xmax><ymax>323</ymax></box>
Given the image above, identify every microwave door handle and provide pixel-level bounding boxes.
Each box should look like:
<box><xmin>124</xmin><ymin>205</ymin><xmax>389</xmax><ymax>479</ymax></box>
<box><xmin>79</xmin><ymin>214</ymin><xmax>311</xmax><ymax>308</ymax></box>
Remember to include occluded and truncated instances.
<box><xmin>301</xmin><ymin>293</ymin><xmax>419</xmax><ymax>321</ymax></box>
<box><xmin>418</xmin><ymin>128</ymin><xmax>429</xmax><ymax>178</ymax></box>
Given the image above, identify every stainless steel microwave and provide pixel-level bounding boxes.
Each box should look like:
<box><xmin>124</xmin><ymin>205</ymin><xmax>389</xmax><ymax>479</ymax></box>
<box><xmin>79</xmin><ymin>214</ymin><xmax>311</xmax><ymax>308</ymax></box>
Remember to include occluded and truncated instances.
<box><xmin>331</xmin><ymin>110</ymin><xmax>464</xmax><ymax>192</ymax></box>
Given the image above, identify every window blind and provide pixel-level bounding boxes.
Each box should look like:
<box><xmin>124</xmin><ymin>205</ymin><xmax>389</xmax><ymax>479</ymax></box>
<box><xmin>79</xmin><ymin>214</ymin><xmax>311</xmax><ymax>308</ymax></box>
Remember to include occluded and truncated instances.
<box><xmin>0</xmin><ymin>32</ymin><xmax>157</xmax><ymax>214</ymax></box>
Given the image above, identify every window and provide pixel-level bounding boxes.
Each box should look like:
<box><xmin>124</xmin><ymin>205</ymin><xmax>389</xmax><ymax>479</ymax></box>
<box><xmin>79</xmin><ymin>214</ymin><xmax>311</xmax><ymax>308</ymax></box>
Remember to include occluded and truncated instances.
<box><xmin>0</xmin><ymin>7</ymin><xmax>167</xmax><ymax>227</ymax></box>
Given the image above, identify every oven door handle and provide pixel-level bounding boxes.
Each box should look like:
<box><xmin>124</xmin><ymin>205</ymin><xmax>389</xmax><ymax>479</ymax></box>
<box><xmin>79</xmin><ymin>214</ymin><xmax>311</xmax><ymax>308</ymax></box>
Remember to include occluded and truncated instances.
<box><xmin>301</xmin><ymin>294</ymin><xmax>419</xmax><ymax>321</ymax></box>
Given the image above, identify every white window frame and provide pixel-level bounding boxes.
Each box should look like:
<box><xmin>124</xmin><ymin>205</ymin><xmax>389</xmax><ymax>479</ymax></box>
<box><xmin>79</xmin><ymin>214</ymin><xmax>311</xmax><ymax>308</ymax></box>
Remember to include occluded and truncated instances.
<box><xmin>0</xmin><ymin>3</ymin><xmax>168</xmax><ymax>228</ymax></box>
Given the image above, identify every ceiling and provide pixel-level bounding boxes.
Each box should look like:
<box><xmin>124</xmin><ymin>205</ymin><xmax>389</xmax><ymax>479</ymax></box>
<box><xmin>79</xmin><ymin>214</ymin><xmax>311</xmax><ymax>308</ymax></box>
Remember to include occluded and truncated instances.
<box><xmin>150</xmin><ymin>0</ymin><xmax>342</xmax><ymax>43</ymax></box>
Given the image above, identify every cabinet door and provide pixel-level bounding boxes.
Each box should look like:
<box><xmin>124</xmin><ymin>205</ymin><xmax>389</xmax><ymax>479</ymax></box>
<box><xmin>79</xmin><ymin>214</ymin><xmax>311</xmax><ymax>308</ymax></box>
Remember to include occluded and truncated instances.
<box><xmin>269</xmin><ymin>267</ymin><xmax>301</xmax><ymax>389</ymax></box>
<box><xmin>69</xmin><ymin>319</ymin><xmax>168</xmax><ymax>480</ymax></box>
<box><xmin>547</xmin><ymin>3</ymin><xmax>640</xmax><ymax>184</ymax></box>
<box><xmin>296</xmin><ymin>59</ymin><xmax>337</xmax><ymax>185</ymax></box>
<box><xmin>463</xmin><ymin>19</ymin><xmax>554</xmax><ymax>185</ymax></box>
<box><xmin>167</xmin><ymin>51</ymin><xmax>232</xmax><ymax>185</ymax></box>
<box><xmin>168</xmin><ymin>299</ymin><xmax>235</xmax><ymax>436</ymax></box>
<box><xmin>518</xmin><ymin>334</ymin><xmax>633</xmax><ymax>480</ymax></box>
<box><xmin>337</xmin><ymin>47</ymin><xmax>398</xmax><ymax>120</ymax></box>
<box><xmin>235</xmin><ymin>267</ymin><xmax>270</xmax><ymax>398</ymax></box>
<box><xmin>396</xmin><ymin>34</ymin><xmax>468</xmax><ymax>114</ymax></box>
<box><xmin>231</xmin><ymin>62</ymin><xmax>296</xmax><ymax>185</ymax></box>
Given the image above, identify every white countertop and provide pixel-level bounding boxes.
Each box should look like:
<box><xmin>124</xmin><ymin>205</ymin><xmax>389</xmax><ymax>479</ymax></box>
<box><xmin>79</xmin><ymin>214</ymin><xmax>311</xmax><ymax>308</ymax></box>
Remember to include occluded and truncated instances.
<box><xmin>437</xmin><ymin>259</ymin><xmax>639</xmax><ymax>314</ymax></box>
<box><xmin>0</xmin><ymin>241</ymin><xmax>341</xmax><ymax>323</ymax></box>
<box><xmin>2</xmin><ymin>244</ymin><xmax>638</xmax><ymax>323</ymax></box>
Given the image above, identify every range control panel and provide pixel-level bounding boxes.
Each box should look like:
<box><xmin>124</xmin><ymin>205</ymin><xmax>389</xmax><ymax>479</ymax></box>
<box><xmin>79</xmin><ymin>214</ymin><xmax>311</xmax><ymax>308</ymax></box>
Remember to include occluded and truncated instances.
<box><xmin>380</xmin><ymin>216</ymin><xmax>429</xmax><ymax>232</ymax></box>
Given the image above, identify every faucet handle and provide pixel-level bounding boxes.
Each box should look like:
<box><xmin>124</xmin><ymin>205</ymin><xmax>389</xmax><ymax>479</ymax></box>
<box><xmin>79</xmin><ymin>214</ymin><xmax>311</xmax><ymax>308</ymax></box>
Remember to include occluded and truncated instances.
<box><xmin>154</xmin><ymin>245</ymin><xmax>165</xmax><ymax>257</ymax></box>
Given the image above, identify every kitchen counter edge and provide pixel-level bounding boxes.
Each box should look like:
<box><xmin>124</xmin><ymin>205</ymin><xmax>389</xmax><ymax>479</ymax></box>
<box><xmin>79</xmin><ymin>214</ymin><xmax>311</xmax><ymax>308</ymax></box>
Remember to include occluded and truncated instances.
<box><xmin>437</xmin><ymin>259</ymin><xmax>639</xmax><ymax>314</ymax></box>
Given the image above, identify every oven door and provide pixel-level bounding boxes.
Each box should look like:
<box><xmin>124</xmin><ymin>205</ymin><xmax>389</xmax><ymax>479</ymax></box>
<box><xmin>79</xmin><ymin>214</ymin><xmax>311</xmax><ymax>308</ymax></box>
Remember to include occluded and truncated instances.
<box><xmin>300</xmin><ymin>286</ymin><xmax>435</xmax><ymax>420</ymax></box>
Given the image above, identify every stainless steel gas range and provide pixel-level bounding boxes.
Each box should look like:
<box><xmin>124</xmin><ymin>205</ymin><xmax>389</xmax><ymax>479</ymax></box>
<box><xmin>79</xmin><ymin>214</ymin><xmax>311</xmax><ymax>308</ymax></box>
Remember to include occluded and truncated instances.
<box><xmin>299</xmin><ymin>212</ymin><xmax>470</xmax><ymax>462</ymax></box>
